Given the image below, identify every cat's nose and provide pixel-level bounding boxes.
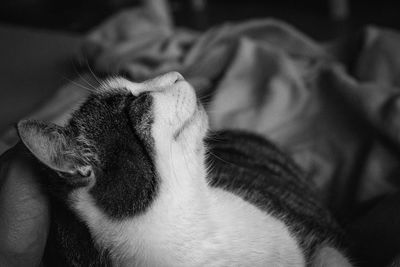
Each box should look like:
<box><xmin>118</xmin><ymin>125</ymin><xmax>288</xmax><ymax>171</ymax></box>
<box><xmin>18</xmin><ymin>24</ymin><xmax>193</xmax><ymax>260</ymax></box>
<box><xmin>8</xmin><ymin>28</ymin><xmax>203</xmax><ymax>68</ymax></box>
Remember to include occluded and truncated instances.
<box><xmin>146</xmin><ymin>72</ymin><xmax>185</xmax><ymax>88</ymax></box>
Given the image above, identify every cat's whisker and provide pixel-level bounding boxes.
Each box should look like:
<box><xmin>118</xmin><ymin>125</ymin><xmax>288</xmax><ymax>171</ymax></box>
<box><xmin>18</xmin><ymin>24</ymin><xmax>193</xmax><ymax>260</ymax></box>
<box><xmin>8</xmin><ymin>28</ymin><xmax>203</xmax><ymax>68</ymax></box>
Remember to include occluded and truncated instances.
<box><xmin>60</xmin><ymin>75</ymin><xmax>96</xmax><ymax>93</ymax></box>
<box><xmin>205</xmin><ymin>135</ymin><xmax>224</xmax><ymax>143</ymax></box>
<box><xmin>79</xmin><ymin>73</ymin><xmax>98</xmax><ymax>91</ymax></box>
<box><xmin>198</xmin><ymin>99</ymin><xmax>213</xmax><ymax>107</ymax></box>
<box><xmin>84</xmin><ymin>57</ymin><xmax>103</xmax><ymax>86</ymax></box>
<box><xmin>198</xmin><ymin>91</ymin><xmax>216</xmax><ymax>100</ymax></box>
<box><xmin>70</xmin><ymin>58</ymin><xmax>99</xmax><ymax>91</ymax></box>
<box><xmin>73</xmin><ymin>64</ymin><xmax>98</xmax><ymax>91</ymax></box>
<box><xmin>206</xmin><ymin>150</ymin><xmax>237</xmax><ymax>168</ymax></box>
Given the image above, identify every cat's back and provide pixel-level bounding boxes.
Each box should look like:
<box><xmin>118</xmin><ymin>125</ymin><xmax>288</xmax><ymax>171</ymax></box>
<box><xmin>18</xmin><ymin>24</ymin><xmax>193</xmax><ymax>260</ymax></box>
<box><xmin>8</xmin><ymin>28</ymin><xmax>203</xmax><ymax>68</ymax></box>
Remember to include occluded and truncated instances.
<box><xmin>206</xmin><ymin>130</ymin><xmax>344</xmax><ymax>261</ymax></box>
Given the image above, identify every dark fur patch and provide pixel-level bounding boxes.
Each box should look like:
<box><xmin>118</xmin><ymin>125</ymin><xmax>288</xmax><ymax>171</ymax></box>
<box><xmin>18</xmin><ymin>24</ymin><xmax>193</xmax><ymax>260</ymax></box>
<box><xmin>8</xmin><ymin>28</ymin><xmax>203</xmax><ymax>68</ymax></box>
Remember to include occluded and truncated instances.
<box><xmin>66</xmin><ymin>91</ymin><xmax>159</xmax><ymax>219</ymax></box>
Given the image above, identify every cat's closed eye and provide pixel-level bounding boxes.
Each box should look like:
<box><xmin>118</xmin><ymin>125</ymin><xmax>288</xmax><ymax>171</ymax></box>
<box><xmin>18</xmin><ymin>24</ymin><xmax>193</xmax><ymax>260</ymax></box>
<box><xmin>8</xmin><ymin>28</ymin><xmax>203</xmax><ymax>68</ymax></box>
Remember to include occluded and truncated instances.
<box><xmin>77</xmin><ymin>166</ymin><xmax>93</xmax><ymax>179</ymax></box>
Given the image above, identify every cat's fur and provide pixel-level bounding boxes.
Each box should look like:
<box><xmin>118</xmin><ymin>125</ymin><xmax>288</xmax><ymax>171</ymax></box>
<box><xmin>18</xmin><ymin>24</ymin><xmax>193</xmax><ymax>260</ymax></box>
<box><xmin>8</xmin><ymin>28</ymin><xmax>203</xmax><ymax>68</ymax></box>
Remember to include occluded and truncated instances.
<box><xmin>17</xmin><ymin>72</ymin><xmax>351</xmax><ymax>266</ymax></box>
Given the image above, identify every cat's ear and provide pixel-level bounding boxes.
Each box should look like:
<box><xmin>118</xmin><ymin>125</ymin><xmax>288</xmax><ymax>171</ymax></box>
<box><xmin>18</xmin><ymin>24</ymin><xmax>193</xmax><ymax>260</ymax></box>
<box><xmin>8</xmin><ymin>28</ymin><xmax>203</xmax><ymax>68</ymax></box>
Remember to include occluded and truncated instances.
<box><xmin>17</xmin><ymin>120</ymin><xmax>82</xmax><ymax>175</ymax></box>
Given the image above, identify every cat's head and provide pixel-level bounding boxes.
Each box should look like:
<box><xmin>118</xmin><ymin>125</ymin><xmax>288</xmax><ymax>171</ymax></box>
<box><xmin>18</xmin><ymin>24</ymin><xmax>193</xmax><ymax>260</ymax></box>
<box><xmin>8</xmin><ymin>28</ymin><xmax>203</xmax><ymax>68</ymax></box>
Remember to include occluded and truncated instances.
<box><xmin>17</xmin><ymin>72</ymin><xmax>208</xmax><ymax>219</ymax></box>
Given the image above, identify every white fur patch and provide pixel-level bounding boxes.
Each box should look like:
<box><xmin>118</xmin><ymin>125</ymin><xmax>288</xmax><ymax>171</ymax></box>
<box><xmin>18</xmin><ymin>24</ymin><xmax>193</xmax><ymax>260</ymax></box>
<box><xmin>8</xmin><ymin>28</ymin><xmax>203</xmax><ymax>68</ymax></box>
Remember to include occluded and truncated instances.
<box><xmin>312</xmin><ymin>247</ymin><xmax>352</xmax><ymax>267</ymax></box>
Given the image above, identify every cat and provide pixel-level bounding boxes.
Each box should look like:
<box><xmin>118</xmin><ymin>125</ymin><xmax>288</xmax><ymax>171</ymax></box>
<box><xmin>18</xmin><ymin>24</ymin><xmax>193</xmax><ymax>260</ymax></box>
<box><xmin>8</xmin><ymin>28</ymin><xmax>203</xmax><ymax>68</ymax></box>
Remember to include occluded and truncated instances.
<box><xmin>17</xmin><ymin>71</ymin><xmax>352</xmax><ymax>266</ymax></box>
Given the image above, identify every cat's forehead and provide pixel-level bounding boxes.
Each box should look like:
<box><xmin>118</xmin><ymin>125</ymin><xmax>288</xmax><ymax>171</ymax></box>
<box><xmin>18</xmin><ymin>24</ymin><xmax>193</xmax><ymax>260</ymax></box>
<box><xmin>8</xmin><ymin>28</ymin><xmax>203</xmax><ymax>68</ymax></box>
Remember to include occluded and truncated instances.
<box><xmin>71</xmin><ymin>77</ymin><xmax>145</xmax><ymax>120</ymax></box>
<box><xmin>98</xmin><ymin>72</ymin><xmax>185</xmax><ymax>96</ymax></box>
<box><xmin>73</xmin><ymin>90</ymin><xmax>130</xmax><ymax>122</ymax></box>
<box><xmin>68</xmin><ymin>82</ymin><xmax>148</xmax><ymax>138</ymax></box>
<box><xmin>98</xmin><ymin>77</ymin><xmax>148</xmax><ymax>96</ymax></box>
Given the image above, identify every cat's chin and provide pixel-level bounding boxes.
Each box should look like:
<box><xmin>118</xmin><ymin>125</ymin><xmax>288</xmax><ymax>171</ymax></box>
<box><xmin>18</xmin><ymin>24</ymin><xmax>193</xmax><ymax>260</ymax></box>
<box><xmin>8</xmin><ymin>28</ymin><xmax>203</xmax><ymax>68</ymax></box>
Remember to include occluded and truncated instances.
<box><xmin>173</xmin><ymin>102</ymin><xmax>208</xmax><ymax>141</ymax></box>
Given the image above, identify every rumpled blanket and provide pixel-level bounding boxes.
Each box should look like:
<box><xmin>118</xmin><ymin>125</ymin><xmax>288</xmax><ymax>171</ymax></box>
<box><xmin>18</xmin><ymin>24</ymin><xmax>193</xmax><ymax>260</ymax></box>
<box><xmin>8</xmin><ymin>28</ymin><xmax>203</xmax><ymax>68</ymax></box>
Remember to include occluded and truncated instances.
<box><xmin>3</xmin><ymin>2</ymin><xmax>400</xmax><ymax>266</ymax></box>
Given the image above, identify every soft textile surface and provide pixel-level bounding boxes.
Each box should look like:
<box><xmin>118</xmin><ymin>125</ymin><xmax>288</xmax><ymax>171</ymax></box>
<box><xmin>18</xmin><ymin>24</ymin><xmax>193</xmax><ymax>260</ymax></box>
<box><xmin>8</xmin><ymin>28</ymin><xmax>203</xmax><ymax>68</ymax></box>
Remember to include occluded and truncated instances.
<box><xmin>2</xmin><ymin>2</ymin><xmax>400</xmax><ymax>265</ymax></box>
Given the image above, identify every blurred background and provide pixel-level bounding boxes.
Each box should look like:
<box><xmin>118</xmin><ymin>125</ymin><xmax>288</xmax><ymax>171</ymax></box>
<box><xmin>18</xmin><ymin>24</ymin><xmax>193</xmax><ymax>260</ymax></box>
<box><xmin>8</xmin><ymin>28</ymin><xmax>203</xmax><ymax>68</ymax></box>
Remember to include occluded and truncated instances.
<box><xmin>1</xmin><ymin>0</ymin><xmax>400</xmax><ymax>39</ymax></box>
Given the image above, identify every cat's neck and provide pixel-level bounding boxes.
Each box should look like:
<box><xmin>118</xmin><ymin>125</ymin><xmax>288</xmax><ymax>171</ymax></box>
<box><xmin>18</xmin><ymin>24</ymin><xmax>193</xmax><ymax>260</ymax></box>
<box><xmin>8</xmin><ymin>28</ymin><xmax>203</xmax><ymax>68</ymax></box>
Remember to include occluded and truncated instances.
<box><xmin>155</xmin><ymin>141</ymin><xmax>210</xmax><ymax>208</ymax></box>
<box><xmin>118</xmin><ymin>141</ymin><xmax>216</xmax><ymax>264</ymax></box>
<box><xmin>122</xmin><ymin>142</ymin><xmax>221</xmax><ymax>263</ymax></box>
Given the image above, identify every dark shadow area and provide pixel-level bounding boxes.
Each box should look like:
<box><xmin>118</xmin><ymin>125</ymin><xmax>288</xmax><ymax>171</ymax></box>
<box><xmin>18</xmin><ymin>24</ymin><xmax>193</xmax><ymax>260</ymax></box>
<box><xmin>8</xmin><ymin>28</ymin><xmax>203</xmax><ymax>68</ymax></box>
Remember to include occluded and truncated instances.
<box><xmin>0</xmin><ymin>0</ymin><xmax>399</xmax><ymax>40</ymax></box>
